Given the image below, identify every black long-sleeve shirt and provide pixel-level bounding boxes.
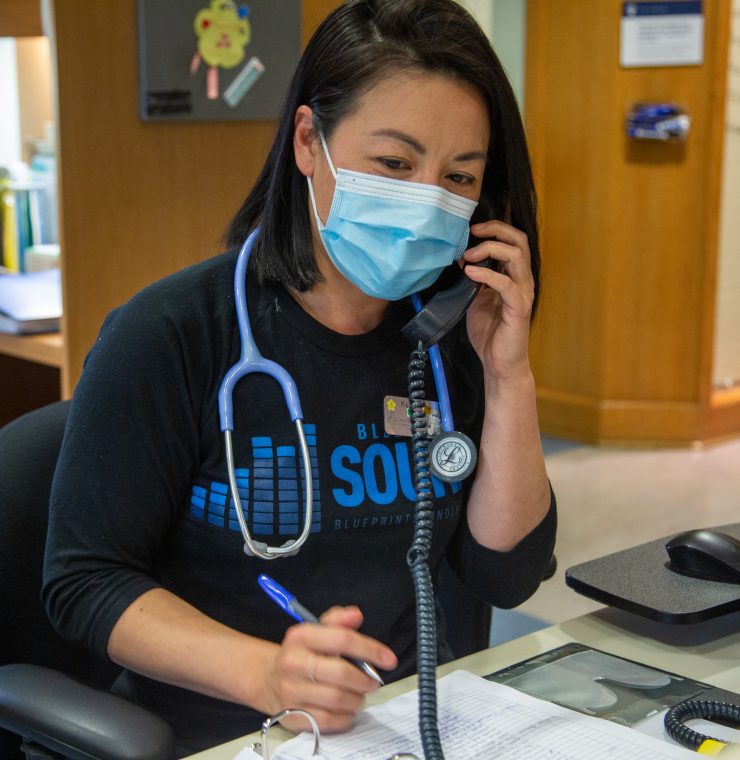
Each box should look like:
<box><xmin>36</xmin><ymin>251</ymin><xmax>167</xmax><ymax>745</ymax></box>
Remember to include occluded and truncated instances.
<box><xmin>43</xmin><ymin>252</ymin><xmax>556</xmax><ymax>753</ymax></box>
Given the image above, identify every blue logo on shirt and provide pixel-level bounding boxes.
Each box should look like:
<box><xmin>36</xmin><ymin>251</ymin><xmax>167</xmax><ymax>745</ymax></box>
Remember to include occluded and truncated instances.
<box><xmin>189</xmin><ymin>422</ymin><xmax>459</xmax><ymax>534</ymax></box>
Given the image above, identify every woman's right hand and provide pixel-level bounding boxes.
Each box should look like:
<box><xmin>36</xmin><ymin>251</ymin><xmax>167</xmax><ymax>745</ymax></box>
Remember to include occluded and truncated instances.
<box><xmin>261</xmin><ymin>605</ymin><xmax>398</xmax><ymax>733</ymax></box>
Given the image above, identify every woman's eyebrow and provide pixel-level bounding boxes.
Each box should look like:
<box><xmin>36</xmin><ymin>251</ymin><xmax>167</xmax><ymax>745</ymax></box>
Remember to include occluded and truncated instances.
<box><xmin>370</xmin><ymin>128</ymin><xmax>426</xmax><ymax>154</ymax></box>
<box><xmin>454</xmin><ymin>150</ymin><xmax>488</xmax><ymax>163</ymax></box>
<box><xmin>369</xmin><ymin>129</ymin><xmax>487</xmax><ymax>163</ymax></box>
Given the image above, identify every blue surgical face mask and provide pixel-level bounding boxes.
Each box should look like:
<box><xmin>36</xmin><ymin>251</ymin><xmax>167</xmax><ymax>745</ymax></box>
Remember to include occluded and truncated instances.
<box><xmin>307</xmin><ymin>133</ymin><xmax>478</xmax><ymax>301</ymax></box>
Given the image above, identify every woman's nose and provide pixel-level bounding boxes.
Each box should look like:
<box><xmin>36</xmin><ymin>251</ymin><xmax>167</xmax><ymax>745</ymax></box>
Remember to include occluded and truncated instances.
<box><xmin>413</xmin><ymin>166</ymin><xmax>443</xmax><ymax>187</ymax></box>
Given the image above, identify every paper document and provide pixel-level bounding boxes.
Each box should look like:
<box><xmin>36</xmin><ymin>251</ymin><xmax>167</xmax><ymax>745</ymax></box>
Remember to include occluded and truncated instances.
<box><xmin>233</xmin><ymin>750</ymin><xmax>262</xmax><ymax>759</ymax></box>
<box><xmin>238</xmin><ymin>670</ymin><xmax>696</xmax><ymax>760</ymax></box>
<box><xmin>0</xmin><ymin>268</ymin><xmax>61</xmax><ymax>334</ymax></box>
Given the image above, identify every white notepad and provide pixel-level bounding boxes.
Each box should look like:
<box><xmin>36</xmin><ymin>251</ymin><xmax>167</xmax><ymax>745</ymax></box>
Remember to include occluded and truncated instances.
<box><xmin>235</xmin><ymin>670</ymin><xmax>696</xmax><ymax>760</ymax></box>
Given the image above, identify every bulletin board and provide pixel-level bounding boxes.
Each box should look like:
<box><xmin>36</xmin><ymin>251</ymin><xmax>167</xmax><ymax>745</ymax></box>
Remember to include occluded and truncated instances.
<box><xmin>137</xmin><ymin>0</ymin><xmax>300</xmax><ymax>121</ymax></box>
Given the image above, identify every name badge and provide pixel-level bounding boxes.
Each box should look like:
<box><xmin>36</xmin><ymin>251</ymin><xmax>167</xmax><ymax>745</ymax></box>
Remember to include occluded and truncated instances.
<box><xmin>383</xmin><ymin>395</ymin><xmax>441</xmax><ymax>438</ymax></box>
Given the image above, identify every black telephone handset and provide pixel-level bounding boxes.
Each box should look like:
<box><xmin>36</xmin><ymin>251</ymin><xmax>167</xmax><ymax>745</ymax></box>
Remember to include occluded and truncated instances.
<box><xmin>401</xmin><ymin>195</ymin><xmax>501</xmax><ymax>349</ymax></box>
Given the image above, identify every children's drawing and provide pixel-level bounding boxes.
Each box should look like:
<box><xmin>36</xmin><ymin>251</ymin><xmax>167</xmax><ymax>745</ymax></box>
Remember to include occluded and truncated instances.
<box><xmin>191</xmin><ymin>1</ymin><xmax>252</xmax><ymax>99</ymax></box>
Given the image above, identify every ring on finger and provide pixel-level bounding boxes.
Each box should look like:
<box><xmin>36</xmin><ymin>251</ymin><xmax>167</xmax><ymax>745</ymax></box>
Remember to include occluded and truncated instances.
<box><xmin>307</xmin><ymin>654</ymin><xmax>319</xmax><ymax>685</ymax></box>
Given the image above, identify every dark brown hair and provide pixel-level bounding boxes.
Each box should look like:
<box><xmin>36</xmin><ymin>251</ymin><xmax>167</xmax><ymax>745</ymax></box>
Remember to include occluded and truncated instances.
<box><xmin>225</xmin><ymin>0</ymin><xmax>540</xmax><ymax>313</ymax></box>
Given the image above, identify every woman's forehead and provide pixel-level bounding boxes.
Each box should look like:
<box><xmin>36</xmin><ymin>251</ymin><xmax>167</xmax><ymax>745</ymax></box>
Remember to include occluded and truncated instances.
<box><xmin>340</xmin><ymin>71</ymin><xmax>490</xmax><ymax>151</ymax></box>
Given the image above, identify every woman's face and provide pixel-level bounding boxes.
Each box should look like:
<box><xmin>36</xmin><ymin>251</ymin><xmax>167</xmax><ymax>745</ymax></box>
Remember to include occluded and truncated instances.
<box><xmin>296</xmin><ymin>70</ymin><xmax>490</xmax><ymax>227</ymax></box>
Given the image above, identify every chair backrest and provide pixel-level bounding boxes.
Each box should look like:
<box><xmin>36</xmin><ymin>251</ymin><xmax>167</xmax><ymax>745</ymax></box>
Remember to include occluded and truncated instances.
<box><xmin>0</xmin><ymin>401</ymin><xmax>119</xmax><ymax>759</ymax></box>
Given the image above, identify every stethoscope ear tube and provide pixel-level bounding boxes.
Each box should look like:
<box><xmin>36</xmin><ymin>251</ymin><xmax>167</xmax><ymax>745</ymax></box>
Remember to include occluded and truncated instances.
<box><xmin>219</xmin><ymin>228</ymin><xmax>304</xmax><ymax>432</ymax></box>
<box><xmin>218</xmin><ymin>230</ymin><xmax>472</xmax><ymax>561</ymax></box>
<box><xmin>218</xmin><ymin>228</ymin><xmax>313</xmax><ymax>560</ymax></box>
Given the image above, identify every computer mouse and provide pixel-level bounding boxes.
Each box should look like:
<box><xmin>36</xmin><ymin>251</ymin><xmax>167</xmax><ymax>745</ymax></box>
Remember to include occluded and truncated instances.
<box><xmin>665</xmin><ymin>529</ymin><xmax>740</xmax><ymax>584</ymax></box>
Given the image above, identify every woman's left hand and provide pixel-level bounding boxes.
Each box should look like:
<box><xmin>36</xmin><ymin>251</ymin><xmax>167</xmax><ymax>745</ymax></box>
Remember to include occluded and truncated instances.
<box><xmin>462</xmin><ymin>219</ymin><xmax>535</xmax><ymax>382</ymax></box>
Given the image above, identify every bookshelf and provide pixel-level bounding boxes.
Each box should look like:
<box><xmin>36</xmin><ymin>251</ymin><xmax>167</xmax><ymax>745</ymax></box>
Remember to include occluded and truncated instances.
<box><xmin>0</xmin><ymin>1</ymin><xmax>58</xmax><ymax>426</ymax></box>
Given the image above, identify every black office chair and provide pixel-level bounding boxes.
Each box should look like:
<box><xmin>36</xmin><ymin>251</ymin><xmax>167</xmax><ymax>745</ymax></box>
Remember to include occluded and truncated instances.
<box><xmin>0</xmin><ymin>401</ymin><xmax>552</xmax><ymax>758</ymax></box>
<box><xmin>0</xmin><ymin>401</ymin><xmax>176</xmax><ymax>760</ymax></box>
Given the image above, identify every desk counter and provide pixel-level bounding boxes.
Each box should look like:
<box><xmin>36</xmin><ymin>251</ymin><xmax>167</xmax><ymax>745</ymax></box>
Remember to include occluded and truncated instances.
<box><xmin>187</xmin><ymin>607</ymin><xmax>740</xmax><ymax>759</ymax></box>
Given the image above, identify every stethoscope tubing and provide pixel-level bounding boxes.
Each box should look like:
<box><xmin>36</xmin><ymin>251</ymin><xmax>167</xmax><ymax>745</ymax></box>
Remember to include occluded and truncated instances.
<box><xmin>219</xmin><ymin>229</ymin><xmax>311</xmax><ymax>559</ymax></box>
<box><xmin>219</xmin><ymin>230</ymin><xmax>455</xmax><ymax>561</ymax></box>
<box><xmin>410</xmin><ymin>294</ymin><xmax>454</xmax><ymax>433</ymax></box>
<box><xmin>219</xmin><ymin>228</ymin><xmax>303</xmax><ymax>430</ymax></box>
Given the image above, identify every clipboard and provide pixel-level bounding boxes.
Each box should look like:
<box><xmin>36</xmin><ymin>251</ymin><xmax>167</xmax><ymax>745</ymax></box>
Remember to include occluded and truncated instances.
<box><xmin>236</xmin><ymin>669</ymin><xmax>705</xmax><ymax>759</ymax></box>
<box><xmin>486</xmin><ymin>643</ymin><xmax>740</xmax><ymax>728</ymax></box>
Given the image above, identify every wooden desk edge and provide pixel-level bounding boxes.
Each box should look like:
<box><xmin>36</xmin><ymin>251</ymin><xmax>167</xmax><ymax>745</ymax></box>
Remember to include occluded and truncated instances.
<box><xmin>0</xmin><ymin>331</ymin><xmax>64</xmax><ymax>368</ymax></box>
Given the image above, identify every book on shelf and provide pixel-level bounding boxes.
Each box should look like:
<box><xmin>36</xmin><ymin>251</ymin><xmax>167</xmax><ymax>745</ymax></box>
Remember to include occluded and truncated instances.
<box><xmin>0</xmin><ymin>268</ymin><xmax>61</xmax><ymax>335</ymax></box>
<box><xmin>0</xmin><ymin>169</ymin><xmax>58</xmax><ymax>273</ymax></box>
<box><xmin>0</xmin><ymin>183</ymin><xmax>20</xmax><ymax>272</ymax></box>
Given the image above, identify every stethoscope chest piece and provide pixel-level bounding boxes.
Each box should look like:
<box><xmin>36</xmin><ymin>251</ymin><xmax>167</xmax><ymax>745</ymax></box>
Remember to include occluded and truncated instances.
<box><xmin>429</xmin><ymin>430</ymin><xmax>477</xmax><ymax>482</ymax></box>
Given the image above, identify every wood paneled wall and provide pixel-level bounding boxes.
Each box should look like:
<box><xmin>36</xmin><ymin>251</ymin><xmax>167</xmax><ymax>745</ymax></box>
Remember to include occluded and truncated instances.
<box><xmin>526</xmin><ymin>0</ymin><xmax>737</xmax><ymax>444</ymax></box>
<box><xmin>51</xmin><ymin>1</ymin><xmax>339</xmax><ymax>395</ymax></box>
<box><xmin>0</xmin><ymin>0</ymin><xmax>42</xmax><ymax>36</ymax></box>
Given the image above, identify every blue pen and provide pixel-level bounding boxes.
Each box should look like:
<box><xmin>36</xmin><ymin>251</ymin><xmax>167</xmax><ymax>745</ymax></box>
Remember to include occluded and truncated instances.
<box><xmin>258</xmin><ymin>574</ymin><xmax>385</xmax><ymax>686</ymax></box>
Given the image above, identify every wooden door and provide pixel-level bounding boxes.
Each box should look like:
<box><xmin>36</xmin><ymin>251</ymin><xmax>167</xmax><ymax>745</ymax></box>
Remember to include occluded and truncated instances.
<box><xmin>526</xmin><ymin>0</ymin><xmax>736</xmax><ymax>443</ymax></box>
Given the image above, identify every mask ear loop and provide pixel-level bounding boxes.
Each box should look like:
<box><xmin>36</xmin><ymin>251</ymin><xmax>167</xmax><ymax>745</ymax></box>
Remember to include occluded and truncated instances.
<box><xmin>306</xmin><ymin>131</ymin><xmax>337</xmax><ymax>230</ymax></box>
<box><xmin>318</xmin><ymin>130</ymin><xmax>337</xmax><ymax>177</ymax></box>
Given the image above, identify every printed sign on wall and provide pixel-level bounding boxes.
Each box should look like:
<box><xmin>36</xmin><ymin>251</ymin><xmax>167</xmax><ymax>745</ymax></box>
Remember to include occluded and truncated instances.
<box><xmin>137</xmin><ymin>0</ymin><xmax>300</xmax><ymax>121</ymax></box>
<box><xmin>620</xmin><ymin>1</ymin><xmax>704</xmax><ymax>68</ymax></box>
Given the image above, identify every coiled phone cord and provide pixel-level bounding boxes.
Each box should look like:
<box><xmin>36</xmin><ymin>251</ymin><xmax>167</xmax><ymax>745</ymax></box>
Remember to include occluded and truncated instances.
<box><xmin>664</xmin><ymin>700</ymin><xmax>740</xmax><ymax>755</ymax></box>
<box><xmin>407</xmin><ymin>342</ymin><xmax>445</xmax><ymax>760</ymax></box>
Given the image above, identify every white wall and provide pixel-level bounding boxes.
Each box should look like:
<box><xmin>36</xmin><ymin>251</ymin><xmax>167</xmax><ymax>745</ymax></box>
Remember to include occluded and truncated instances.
<box><xmin>459</xmin><ymin>0</ymin><xmax>527</xmax><ymax>108</ymax></box>
<box><xmin>713</xmin><ymin>0</ymin><xmax>740</xmax><ymax>387</ymax></box>
<box><xmin>491</xmin><ymin>0</ymin><xmax>527</xmax><ymax>109</ymax></box>
<box><xmin>0</xmin><ymin>38</ymin><xmax>22</xmax><ymax>168</ymax></box>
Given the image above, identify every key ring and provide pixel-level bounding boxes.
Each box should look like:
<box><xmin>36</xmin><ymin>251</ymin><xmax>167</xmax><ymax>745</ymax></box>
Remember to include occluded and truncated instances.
<box><xmin>247</xmin><ymin>709</ymin><xmax>422</xmax><ymax>759</ymax></box>
<box><xmin>259</xmin><ymin>709</ymin><xmax>321</xmax><ymax>759</ymax></box>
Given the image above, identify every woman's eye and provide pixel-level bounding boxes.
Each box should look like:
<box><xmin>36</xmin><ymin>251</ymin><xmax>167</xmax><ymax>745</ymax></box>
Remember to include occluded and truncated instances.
<box><xmin>377</xmin><ymin>157</ymin><xmax>408</xmax><ymax>171</ymax></box>
<box><xmin>448</xmin><ymin>173</ymin><xmax>475</xmax><ymax>185</ymax></box>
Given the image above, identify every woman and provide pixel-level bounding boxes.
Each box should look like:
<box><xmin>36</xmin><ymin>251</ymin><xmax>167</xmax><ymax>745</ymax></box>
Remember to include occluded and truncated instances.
<box><xmin>43</xmin><ymin>0</ymin><xmax>555</xmax><ymax>754</ymax></box>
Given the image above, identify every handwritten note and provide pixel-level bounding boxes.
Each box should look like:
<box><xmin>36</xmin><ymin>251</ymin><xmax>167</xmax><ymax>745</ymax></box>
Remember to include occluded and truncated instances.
<box><xmin>242</xmin><ymin>670</ymin><xmax>696</xmax><ymax>760</ymax></box>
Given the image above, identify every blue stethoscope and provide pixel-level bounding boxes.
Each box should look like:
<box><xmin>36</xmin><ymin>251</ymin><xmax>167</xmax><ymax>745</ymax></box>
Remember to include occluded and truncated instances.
<box><xmin>218</xmin><ymin>228</ymin><xmax>474</xmax><ymax>561</ymax></box>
